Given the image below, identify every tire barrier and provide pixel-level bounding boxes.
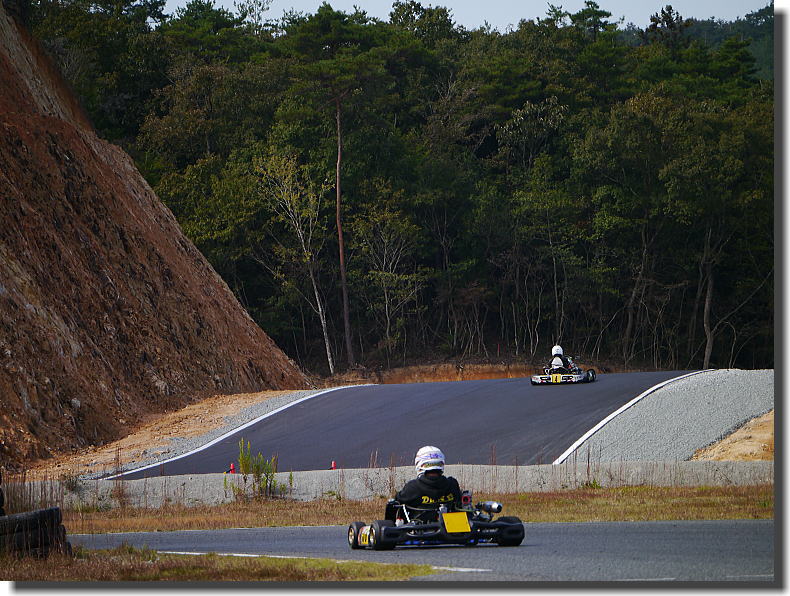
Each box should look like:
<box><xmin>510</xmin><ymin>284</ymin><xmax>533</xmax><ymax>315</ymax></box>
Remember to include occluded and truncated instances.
<box><xmin>0</xmin><ymin>505</ymin><xmax>72</xmax><ymax>558</ymax></box>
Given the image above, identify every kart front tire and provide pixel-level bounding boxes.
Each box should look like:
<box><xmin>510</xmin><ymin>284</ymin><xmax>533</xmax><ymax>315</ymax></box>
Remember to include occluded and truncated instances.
<box><xmin>370</xmin><ymin>520</ymin><xmax>397</xmax><ymax>550</ymax></box>
<box><xmin>585</xmin><ymin>369</ymin><xmax>596</xmax><ymax>383</ymax></box>
<box><xmin>348</xmin><ymin>521</ymin><xmax>366</xmax><ymax>549</ymax></box>
<box><xmin>495</xmin><ymin>516</ymin><xmax>525</xmax><ymax>547</ymax></box>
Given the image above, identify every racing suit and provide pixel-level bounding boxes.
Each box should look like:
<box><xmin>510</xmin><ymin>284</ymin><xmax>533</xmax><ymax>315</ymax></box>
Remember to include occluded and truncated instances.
<box><xmin>394</xmin><ymin>473</ymin><xmax>462</xmax><ymax>518</ymax></box>
<box><xmin>550</xmin><ymin>354</ymin><xmax>572</xmax><ymax>370</ymax></box>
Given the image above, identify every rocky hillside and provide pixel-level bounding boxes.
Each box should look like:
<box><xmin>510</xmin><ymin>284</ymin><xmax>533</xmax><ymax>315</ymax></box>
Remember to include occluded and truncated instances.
<box><xmin>0</xmin><ymin>0</ymin><xmax>309</xmax><ymax>470</ymax></box>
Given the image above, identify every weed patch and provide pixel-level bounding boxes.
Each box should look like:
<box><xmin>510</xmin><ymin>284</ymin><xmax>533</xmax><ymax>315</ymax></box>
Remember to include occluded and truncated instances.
<box><xmin>0</xmin><ymin>544</ymin><xmax>435</xmax><ymax>581</ymax></box>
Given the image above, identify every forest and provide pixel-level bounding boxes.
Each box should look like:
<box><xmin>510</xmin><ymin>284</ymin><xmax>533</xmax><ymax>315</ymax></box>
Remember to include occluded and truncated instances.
<box><xmin>23</xmin><ymin>0</ymin><xmax>774</xmax><ymax>375</ymax></box>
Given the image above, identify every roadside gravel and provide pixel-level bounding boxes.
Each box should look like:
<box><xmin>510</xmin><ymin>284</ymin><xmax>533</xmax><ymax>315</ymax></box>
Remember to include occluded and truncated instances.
<box><xmin>570</xmin><ymin>369</ymin><xmax>774</xmax><ymax>462</ymax></box>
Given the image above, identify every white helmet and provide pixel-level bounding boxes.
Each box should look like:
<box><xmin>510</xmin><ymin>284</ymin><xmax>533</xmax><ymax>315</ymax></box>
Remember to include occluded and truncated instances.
<box><xmin>552</xmin><ymin>344</ymin><xmax>563</xmax><ymax>356</ymax></box>
<box><xmin>414</xmin><ymin>446</ymin><xmax>445</xmax><ymax>475</ymax></box>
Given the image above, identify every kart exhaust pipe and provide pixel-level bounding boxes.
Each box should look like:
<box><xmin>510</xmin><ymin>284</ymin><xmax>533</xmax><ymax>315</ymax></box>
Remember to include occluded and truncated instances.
<box><xmin>478</xmin><ymin>501</ymin><xmax>502</xmax><ymax>514</ymax></box>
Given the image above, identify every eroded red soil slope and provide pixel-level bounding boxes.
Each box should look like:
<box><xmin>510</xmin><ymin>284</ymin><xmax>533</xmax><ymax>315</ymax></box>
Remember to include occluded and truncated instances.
<box><xmin>0</xmin><ymin>1</ymin><xmax>308</xmax><ymax>469</ymax></box>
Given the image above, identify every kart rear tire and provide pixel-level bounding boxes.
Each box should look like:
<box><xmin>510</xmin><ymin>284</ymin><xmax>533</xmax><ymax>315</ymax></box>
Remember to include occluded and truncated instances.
<box><xmin>348</xmin><ymin>521</ymin><xmax>366</xmax><ymax>550</ymax></box>
<box><xmin>495</xmin><ymin>516</ymin><xmax>525</xmax><ymax>547</ymax></box>
<box><xmin>370</xmin><ymin>520</ymin><xmax>396</xmax><ymax>550</ymax></box>
<box><xmin>585</xmin><ymin>369</ymin><xmax>596</xmax><ymax>383</ymax></box>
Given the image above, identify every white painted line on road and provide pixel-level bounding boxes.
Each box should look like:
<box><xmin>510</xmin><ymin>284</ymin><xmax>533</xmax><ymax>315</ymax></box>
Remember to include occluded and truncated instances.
<box><xmin>552</xmin><ymin>370</ymin><xmax>714</xmax><ymax>465</ymax></box>
<box><xmin>725</xmin><ymin>574</ymin><xmax>774</xmax><ymax>579</ymax></box>
<box><xmin>431</xmin><ymin>566</ymin><xmax>491</xmax><ymax>573</ymax></box>
<box><xmin>160</xmin><ymin>551</ymin><xmax>261</xmax><ymax>557</ymax></box>
<box><xmin>157</xmin><ymin>550</ymin><xmax>489</xmax><ymax>573</ymax></box>
<box><xmin>106</xmin><ymin>385</ymin><xmax>371</xmax><ymax>479</ymax></box>
<box><xmin>615</xmin><ymin>577</ymin><xmax>676</xmax><ymax>581</ymax></box>
<box><xmin>72</xmin><ymin>525</ymin><xmax>364</xmax><ymax>537</ymax></box>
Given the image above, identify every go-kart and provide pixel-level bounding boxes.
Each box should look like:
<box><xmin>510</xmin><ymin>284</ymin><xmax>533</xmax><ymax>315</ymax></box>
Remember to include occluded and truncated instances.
<box><xmin>347</xmin><ymin>491</ymin><xmax>524</xmax><ymax>550</ymax></box>
<box><xmin>531</xmin><ymin>359</ymin><xmax>596</xmax><ymax>385</ymax></box>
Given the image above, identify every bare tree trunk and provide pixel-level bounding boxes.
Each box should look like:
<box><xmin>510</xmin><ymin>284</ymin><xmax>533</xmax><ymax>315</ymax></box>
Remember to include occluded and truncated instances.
<box><xmin>701</xmin><ymin>228</ymin><xmax>716</xmax><ymax>370</ymax></box>
<box><xmin>623</xmin><ymin>230</ymin><xmax>648</xmax><ymax>365</ymax></box>
<box><xmin>335</xmin><ymin>98</ymin><xmax>355</xmax><ymax>366</ymax></box>
<box><xmin>686</xmin><ymin>259</ymin><xmax>705</xmax><ymax>365</ymax></box>
<box><xmin>546</xmin><ymin>210</ymin><xmax>562</xmax><ymax>343</ymax></box>
<box><xmin>702</xmin><ymin>260</ymin><xmax>715</xmax><ymax>369</ymax></box>
<box><xmin>309</xmin><ymin>266</ymin><xmax>335</xmax><ymax>375</ymax></box>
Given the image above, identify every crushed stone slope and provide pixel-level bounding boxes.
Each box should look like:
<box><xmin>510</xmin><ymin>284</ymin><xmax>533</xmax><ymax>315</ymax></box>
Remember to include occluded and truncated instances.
<box><xmin>0</xmin><ymin>0</ymin><xmax>309</xmax><ymax>470</ymax></box>
<box><xmin>570</xmin><ymin>369</ymin><xmax>773</xmax><ymax>462</ymax></box>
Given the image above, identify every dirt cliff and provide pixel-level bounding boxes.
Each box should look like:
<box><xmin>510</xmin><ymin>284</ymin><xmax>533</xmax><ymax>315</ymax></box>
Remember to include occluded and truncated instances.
<box><xmin>0</xmin><ymin>0</ymin><xmax>309</xmax><ymax>470</ymax></box>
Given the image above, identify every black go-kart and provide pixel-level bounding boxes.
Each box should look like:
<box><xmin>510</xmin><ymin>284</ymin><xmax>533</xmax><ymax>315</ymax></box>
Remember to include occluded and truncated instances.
<box><xmin>347</xmin><ymin>491</ymin><xmax>524</xmax><ymax>550</ymax></box>
<box><xmin>531</xmin><ymin>358</ymin><xmax>596</xmax><ymax>385</ymax></box>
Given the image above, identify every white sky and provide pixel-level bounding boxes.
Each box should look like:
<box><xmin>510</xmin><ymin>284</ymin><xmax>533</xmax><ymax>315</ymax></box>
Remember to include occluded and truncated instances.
<box><xmin>164</xmin><ymin>0</ymin><xmax>776</xmax><ymax>29</ymax></box>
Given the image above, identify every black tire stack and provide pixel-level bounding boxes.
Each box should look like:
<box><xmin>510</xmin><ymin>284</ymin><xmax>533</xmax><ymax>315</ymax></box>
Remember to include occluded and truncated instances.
<box><xmin>0</xmin><ymin>472</ymin><xmax>72</xmax><ymax>558</ymax></box>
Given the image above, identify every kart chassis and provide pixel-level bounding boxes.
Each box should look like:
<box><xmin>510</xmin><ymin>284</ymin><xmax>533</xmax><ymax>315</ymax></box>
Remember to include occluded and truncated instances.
<box><xmin>348</xmin><ymin>498</ymin><xmax>524</xmax><ymax>550</ymax></box>
<box><xmin>531</xmin><ymin>365</ymin><xmax>596</xmax><ymax>385</ymax></box>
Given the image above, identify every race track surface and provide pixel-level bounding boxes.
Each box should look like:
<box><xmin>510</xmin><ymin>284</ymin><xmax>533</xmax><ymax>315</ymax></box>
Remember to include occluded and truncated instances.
<box><xmin>122</xmin><ymin>371</ymin><xmax>689</xmax><ymax>478</ymax></box>
<box><xmin>71</xmin><ymin>519</ymin><xmax>775</xmax><ymax>582</ymax></box>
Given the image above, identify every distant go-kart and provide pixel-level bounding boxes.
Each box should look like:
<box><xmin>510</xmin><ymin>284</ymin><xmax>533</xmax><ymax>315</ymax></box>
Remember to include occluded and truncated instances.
<box><xmin>347</xmin><ymin>491</ymin><xmax>524</xmax><ymax>550</ymax></box>
<box><xmin>531</xmin><ymin>360</ymin><xmax>597</xmax><ymax>385</ymax></box>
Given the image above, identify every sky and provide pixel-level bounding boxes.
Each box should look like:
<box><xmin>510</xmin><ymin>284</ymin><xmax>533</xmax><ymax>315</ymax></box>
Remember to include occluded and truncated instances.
<box><xmin>163</xmin><ymin>0</ymin><xmax>775</xmax><ymax>30</ymax></box>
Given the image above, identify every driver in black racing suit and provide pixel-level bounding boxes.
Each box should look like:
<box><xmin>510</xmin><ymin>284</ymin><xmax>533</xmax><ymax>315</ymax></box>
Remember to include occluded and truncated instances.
<box><xmin>390</xmin><ymin>446</ymin><xmax>462</xmax><ymax>522</ymax></box>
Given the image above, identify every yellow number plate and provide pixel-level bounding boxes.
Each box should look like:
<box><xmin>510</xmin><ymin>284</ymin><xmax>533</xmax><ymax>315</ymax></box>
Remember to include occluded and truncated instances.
<box><xmin>551</xmin><ymin>374</ymin><xmax>562</xmax><ymax>383</ymax></box>
<box><xmin>442</xmin><ymin>512</ymin><xmax>471</xmax><ymax>533</ymax></box>
<box><xmin>359</xmin><ymin>527</ymin><xmax>370</xmax><ymax>545</ymax></box>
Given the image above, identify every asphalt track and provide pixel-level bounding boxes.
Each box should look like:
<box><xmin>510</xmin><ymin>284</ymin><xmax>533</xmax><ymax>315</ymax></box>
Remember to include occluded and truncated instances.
<box><xmin>121</xmin><ymin>371</ymin><xmax>690</xmax><ymax>478</ymax></box>
<box><xmin>70</xmin><ymin>519</ymin><xmax>775</xmax><ymax>582</ymax></box>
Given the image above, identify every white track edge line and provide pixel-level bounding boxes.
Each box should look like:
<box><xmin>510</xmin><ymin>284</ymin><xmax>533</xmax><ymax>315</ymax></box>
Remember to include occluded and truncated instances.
<box><xmin>106</xmin><ymin>385</ymin><xmax>372</xmax><ymax>479</ymax></box>
<box><xmin>551</xmin><ymin>370</ymin><xmax>714</xmax><ymax>465</ymax></box>
<box><xmin>156</xmin><ymin>551</ymin><xmax>489</xmax><ymax>572</ymax></box>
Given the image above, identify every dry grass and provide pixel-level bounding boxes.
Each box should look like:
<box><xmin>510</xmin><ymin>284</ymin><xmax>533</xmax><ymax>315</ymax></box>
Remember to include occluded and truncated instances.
<box><xmin>60</xmin><ymin>485</ymin><xmax>773</xmax><ymax>535</ymax></box>
<box><xmin>502</xmin><ymin>484</ymin><xmax>774</xmax><ymax>523</ymax></box>
<box><xmin>63</xmin><ymin>498</ymin><xmax>388</xmax><ymax>534</ymax></box>
<box><xmin>0</xmin><ymin>544</ymin><xmax>435</xmax><ymax>581</ymax></box>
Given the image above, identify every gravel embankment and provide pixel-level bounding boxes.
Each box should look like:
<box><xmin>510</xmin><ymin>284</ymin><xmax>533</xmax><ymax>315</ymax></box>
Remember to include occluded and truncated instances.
<box><xmin>570</xmin><ymin>369</ymin><xmax>774</xmax><ymax>462</ymax></box>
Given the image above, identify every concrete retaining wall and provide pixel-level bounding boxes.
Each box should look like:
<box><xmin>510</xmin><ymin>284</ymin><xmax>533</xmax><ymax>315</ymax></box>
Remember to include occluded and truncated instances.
<box><xmin>18</xmin><ymin>461</ymin><xmax>773</xmax><ymax>509</ymax></box>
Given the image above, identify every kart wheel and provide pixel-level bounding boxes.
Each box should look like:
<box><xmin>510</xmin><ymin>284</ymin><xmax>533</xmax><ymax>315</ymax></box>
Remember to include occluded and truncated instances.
<box><xmin>370</xmin><ymin>520</ymin><xmax>396</xmax><ymax>550</ymax></box>
<box><xmin>348</xmin><ymin>521</ymin><xmax>366</xmax><ymax>549</ymax></box>
<box><xmin>495</xmin><ymin>516</ymin><xmax>525</xmax><ymax>547</ymax></box>
<box><xmin>585</xmin><ymin>369</ymin><xmax>596</xmax><ymax>383</ymax></box>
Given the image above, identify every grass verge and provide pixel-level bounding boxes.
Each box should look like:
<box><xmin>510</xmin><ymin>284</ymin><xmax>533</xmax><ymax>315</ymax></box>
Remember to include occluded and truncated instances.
<box><xmin>61</xmin><ymin>484</ymin><xmax>773</xmax><ymax>534</ymax></box>
<box><xmin>1</xmin><ymin>544</ymin><xmax>436</xmax><ymax>581</ymax></box>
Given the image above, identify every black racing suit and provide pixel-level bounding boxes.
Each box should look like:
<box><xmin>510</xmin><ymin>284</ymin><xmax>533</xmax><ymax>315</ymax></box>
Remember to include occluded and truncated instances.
<box><xmin>391</xmin><ymin>473</ymin><xmax>462</xmax><ymax>522</ymax></box>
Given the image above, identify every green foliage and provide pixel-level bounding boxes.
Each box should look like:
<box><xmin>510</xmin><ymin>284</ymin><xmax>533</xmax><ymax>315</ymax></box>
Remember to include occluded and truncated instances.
<box><xmin>28</xmin><ymin>0</ymin><xmax>774</xmax><ymax>372</ymax></box>
<box><xmin>236</xmin><ymin>439</ymin><xmax>283</xmax><ymax>499</ymax></box>
<box><xmin>29</xmin><ymin>0</ymin><xmax>169</xmax><ymax>141</ymax></box>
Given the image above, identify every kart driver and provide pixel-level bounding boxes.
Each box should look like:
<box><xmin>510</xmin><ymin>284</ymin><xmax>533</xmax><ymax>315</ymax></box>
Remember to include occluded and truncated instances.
<box><xmin>549</xmin><ymin>344</ymin><xmax>573</xmax><ymax>371</ymax></box>
<box><xmin>394</xmin><ymin>446</ymin><xmax>462</xmax><ymax>513</ymax></box>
